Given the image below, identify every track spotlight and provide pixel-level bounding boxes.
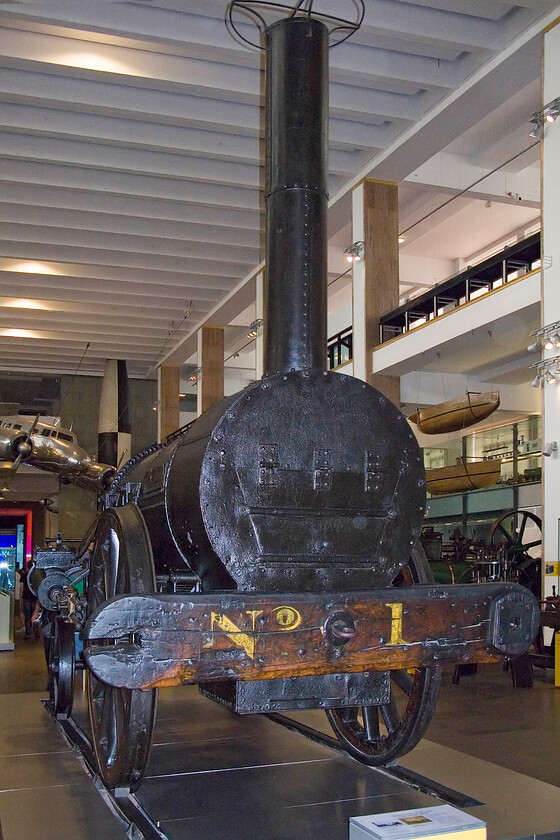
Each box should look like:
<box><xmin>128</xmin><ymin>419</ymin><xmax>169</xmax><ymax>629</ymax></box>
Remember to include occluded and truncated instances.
<box><xmin>527</xmin><ymin>321</ymin><xmax>560</xmax><ymax>354</ymax></box>
<box><xmin>247</xmin><ymin>318</ymin><xmax>263</xmax><ymax>339</ymax></box>
<box><xmin>344</xmin><ymin>241</ymin><xmax>364</xmax><ymax>263</ymax></box>
<box><xmin>542</xmin><ymin>441</ymin><xmax>558</xmax><ymax>457</ymax></box>
<box><xmin>189</xmin><ymin>366</ymin><xmax>201</xmax><ymax>382</ymax></box>
<box><xmin>528</xmin><ymin>96</ymin><xmax>560</xmax><ymax>137</ymax></box>
<box><xmin>529</xmin><ymin>354</ymin><xmax>560</xmax><ymax>388</ymax></box>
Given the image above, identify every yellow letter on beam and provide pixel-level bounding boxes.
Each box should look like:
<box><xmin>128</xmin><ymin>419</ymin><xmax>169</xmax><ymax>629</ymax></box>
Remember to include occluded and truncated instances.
<box><xmin>385</xmin><ymin>602</ymin><xmax>407</xmax><ymax>646</ymax></box>
<box><xmin>210</xmin><ymin>612</ymin><xmax>256</xmax><ymax>659</ymax></box>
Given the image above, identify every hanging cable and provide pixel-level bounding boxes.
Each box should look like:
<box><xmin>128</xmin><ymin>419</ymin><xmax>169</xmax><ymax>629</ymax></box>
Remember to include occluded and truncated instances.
<box><xmin>399</xmin><ymin>143</ymin><xmax>539</xmax><ymax>238</ymax></box>
<box><xmin>57</xmin><ymin>341</ymin><xmax>90</xmax><ymax>422</ymax></box>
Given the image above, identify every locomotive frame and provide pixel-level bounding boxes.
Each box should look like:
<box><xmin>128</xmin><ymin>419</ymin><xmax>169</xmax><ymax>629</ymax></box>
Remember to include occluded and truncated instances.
<box><xmin>33</xmin><ymin>0</ymin><xmax>539</xmax><ymax>797</ymax></box>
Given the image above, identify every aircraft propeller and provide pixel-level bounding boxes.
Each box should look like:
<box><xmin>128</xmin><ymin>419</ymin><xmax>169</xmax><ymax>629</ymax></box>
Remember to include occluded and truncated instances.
<box><xmin>0</xmin><ymin>414</ymin><xmax>40</xmax><ymax>499</ymax></box>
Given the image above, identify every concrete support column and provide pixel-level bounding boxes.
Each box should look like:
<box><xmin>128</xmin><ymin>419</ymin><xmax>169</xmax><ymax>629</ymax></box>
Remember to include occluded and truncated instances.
<box><xmin>351</xmin><ymin>179</ymin><xmax>401</xmax><ymax>405</ymax></box>
<box><xmin>542</xmin><ymin>22</ymin><xmax>560</xmax><ymax>597</ymax></box>
<box><xmin>255</xmin><ymin>271</ymin><xmax>265</xmax><ymax>381</ymax></box>
<box><xmin>157</xmin><ymin>364</ymin><xmax>180</xmax><ymax>442</ymax></box>
<box><xmin>197</xmin><ymin>326</ymin><xmax>224</xmax><ymax>416</ymax></box>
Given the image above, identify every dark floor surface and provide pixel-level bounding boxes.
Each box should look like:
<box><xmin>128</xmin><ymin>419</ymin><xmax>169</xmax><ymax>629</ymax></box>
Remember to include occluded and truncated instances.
<box><xmin>4</xmin><ymin>626</ymin><xmax>558</xmax><ymax>788</ymax></box>
<box><xmin>0</xmin><ymin>626</ymin><xmax>48</xmax><ymax>694</ymax></box>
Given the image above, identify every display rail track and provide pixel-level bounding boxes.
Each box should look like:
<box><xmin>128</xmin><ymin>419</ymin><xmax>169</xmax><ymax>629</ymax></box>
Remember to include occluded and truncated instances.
<box><xmin>44</xmin><ymin>700</ymin><xmax>482</xmax><ymax>840</ymax></box>
<box><xmin>265</xmin><ymin>712</ymin><xmax>483</xmax><ymax>809</ymax></box>
<box><xmin>44</xmin><ymin>700</ymin><xmax>165</xmax><ymax>840</ymax></box>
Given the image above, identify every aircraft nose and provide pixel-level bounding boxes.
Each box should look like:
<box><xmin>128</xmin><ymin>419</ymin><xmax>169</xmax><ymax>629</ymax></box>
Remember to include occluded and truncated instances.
<box><xmin>16</xmin><ymin>439</ymin><xmax>32</xmax><ymax>458</ymax></box>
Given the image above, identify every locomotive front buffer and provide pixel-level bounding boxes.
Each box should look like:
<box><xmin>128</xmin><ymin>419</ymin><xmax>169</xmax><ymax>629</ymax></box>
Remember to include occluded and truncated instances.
<box><xmin>84</xmin><ymin>583</ymin><xmax>539</xmax><ymax>703</ymax></box>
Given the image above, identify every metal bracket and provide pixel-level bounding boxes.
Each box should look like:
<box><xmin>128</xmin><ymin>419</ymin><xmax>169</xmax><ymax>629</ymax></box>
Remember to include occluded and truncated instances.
<box><xmin>313</xmin><ymin>448</ymin><xmax>332</xmax><ymax>490</ymax></box>
<box><xmin>258</xmin><ymin>443</ymin><xmax>279</xmax><ymax>486</ymax></box>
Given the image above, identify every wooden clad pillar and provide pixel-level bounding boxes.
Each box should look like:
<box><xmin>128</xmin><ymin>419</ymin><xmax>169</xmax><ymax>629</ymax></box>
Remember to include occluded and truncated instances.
<box><xmin>542</xmin><ymin>21</ymin><xmax>560</xmax><ymax>600</ymax></box>
<box><xmin>197</xmin><ymin>326</ymin><xmax>224</xmax><ymax>416</ymax></box>
<box><xmin>158</xmin><ymin>364</ymin><xmax>180</xmax><ymax>442</ymax></box>
<box><xmin>255</xmin><ymin>271</ymin><xmax>265</xmax><ymax>380</ymax></box>
<box><xmin>352</xmin><ymin>179</ymin><xmax>401</xmax><ymax>406</ymax></box>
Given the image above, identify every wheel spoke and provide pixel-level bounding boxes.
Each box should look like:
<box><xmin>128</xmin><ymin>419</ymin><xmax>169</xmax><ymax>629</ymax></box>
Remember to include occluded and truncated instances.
<box><xmin>380</xmin><ymin>698</ymin><xmax>400</xmax><ymax>735</ymax></box>
<box><xmin>362</xmin><ymin>705</ymin><xmax>380</xmax><ymax>742</ymax></box>
<box><xmin>496</xmin><ymin>523</ymin><xmax>511</xmax><ymax>544</ymax></box>
<box><xmin>390</xmin><ymin>669</ymin><xmax>414</xmax><ymax>697</ymax></box>
<box><xmin>525</xmin><ymin>539</ymin><xmax>541</xmax><ymax>550</ymax></box>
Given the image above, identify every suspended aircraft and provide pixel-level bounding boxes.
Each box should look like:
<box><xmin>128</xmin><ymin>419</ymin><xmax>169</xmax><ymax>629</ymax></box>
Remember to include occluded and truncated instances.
<box><xmin>0</xmin><ymin>414</ymin><xmax>116</xmax><ymax>493</ymax></box>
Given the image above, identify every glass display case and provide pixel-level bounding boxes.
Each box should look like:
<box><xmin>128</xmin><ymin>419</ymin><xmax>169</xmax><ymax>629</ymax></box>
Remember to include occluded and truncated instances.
<box><xmin>0</xmin><ymin>534</ymin><xmax>17</xmax><ymax>594</ymax></box>
<box><xmin>423</xmin><ymin>417</ymin><xmax>542</xmax><ymax>489</ymax></box>
<box><xmin>0</xmin><ymin>527</ymin><xmax>24</xmax><ymax>650</ymax></box>
<box><xmin>463</xmin><ymin>416</ymin><xmax>541</xmax><ymax>485</ymax></box>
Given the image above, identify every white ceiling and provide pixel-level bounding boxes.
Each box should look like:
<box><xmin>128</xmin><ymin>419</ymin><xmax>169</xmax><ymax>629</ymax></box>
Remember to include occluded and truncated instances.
<box><xmin>0</xmin><ymin>0</ymin><xmax>558</xmax><ymax>380</ymax></box>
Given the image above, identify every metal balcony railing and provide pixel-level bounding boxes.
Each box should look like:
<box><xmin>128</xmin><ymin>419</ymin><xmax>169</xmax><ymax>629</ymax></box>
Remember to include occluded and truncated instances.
<box><xmin>379</xmin><ymin>231</ymin><xmax>540</xmax><ymax>343</ymax></box>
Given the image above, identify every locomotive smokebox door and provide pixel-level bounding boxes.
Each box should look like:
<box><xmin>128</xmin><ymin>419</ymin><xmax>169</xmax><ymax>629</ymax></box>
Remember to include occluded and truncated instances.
<box><xmin>184</xmin><ymin>369</ymin><xmax>426</xmax><ymax>593</ymax></box>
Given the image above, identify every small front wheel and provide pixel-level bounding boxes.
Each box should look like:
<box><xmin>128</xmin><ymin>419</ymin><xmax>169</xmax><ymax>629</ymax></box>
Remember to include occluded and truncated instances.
<box><xmin>326</xmin><ymin>544</ymin><xmax>442</xmax><ymax>765</ymax></box>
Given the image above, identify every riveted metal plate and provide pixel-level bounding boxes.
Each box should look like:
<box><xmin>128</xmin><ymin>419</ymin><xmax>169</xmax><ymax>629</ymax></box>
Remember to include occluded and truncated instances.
<box><xmin>198</xmin><ymin>370</ymin><xmax>426</xmax><ymax>592</ymax></box>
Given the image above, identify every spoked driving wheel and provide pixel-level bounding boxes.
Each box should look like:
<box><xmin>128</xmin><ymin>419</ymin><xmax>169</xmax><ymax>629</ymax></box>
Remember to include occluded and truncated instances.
<box><xmin>47</xmin><ymin>617</ymin><xmax>75</xmax><ymax>719</ymax></box>
<box><xmin>86</xmin><ymin>504</ymin><xmax>157</xmax><ymax>792</ymax></box>
<box><xmin>326</xmin><ymin>544</ymin><xmax>442</xmax><ymax>765</ymax></box>
<box><xmin>486</xmin><ymin>509</ymin><xmax>542</xmax><ymax>595</ymax></box>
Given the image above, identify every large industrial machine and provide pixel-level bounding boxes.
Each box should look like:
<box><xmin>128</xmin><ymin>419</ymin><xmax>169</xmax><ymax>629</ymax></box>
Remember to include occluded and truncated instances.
<box><xmin>31</xmin><ymin>1</ymin><xmax>539</xmax><ymax>795</ymax></box>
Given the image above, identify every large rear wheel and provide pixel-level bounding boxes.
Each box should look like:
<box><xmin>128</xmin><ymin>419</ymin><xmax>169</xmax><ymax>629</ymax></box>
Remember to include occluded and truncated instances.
<box><xmin>86</xmin><ymin>504</ymin><xmax>157</xmax><ymax>792</ymax></box>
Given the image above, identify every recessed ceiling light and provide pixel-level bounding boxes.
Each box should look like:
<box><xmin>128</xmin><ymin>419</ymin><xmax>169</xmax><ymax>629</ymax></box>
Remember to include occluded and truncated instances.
<box><xmin>5</xmin><ymin>260</ymin><xmax>61</xmax><ymax>276</ymax></box>
<box><xmin>0</xmin><ymin>298</ymin><xmax>54</xmax><ymax>311</ymax></box>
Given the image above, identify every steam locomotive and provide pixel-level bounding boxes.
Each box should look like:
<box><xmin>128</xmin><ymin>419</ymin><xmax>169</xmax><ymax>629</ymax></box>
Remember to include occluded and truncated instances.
<box><xmin>33</xmin><ymin>4</ymin><xmax>539</xmax><ymax>795</ymax></box>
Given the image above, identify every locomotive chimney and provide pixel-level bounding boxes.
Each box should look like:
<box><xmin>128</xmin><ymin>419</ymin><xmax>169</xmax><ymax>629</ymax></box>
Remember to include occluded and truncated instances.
<box><xmin>264</xmin><ymin>17</ymin><xmax>328</xmax><ymax>375</ymax></box>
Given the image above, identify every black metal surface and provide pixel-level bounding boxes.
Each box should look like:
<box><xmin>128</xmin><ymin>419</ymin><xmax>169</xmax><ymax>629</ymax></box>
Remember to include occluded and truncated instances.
<box><xmin>117</xmin><ymin>369</ymin><xmax>425</xmax><ymax>593</ymax></box>
<box><xmin>265</xmin><ymin>17</ymin><xmax>328</xmax><ymax>374</ymax></box>
<box><xmin>235</xmin><ymin>672</ymin><xmax>391</xmax><ymax>712</ymax></box>
<box><xmin>488</xmin><ymin>591</ymin><xmax>540</xmax><ymax>655</ymax></box>
<box><xmin>153</xmin><ymin>793</ymin><xmax>433</xmax><ymax>840</ymax></box>
<box><xmin>143</xmin><ymin>760</ymin><xmax>420</xmax><ymax>819</ymax></box>
<box><xmin>199</xmin><ymin>370</ymin><xmax>425</xmax><ymax>591</ymax></box>
<box><xmin>384</xmin><ymin>766</ymin><xmax>483</xmax><ymax>810</ymax></box>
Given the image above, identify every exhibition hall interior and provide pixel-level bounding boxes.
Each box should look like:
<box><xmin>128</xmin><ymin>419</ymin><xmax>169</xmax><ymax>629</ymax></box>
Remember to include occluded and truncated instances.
<box><xmin>0</xmin><ymin>2</ymin><xmax>559</xmax><ymax>839</ymax></box>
